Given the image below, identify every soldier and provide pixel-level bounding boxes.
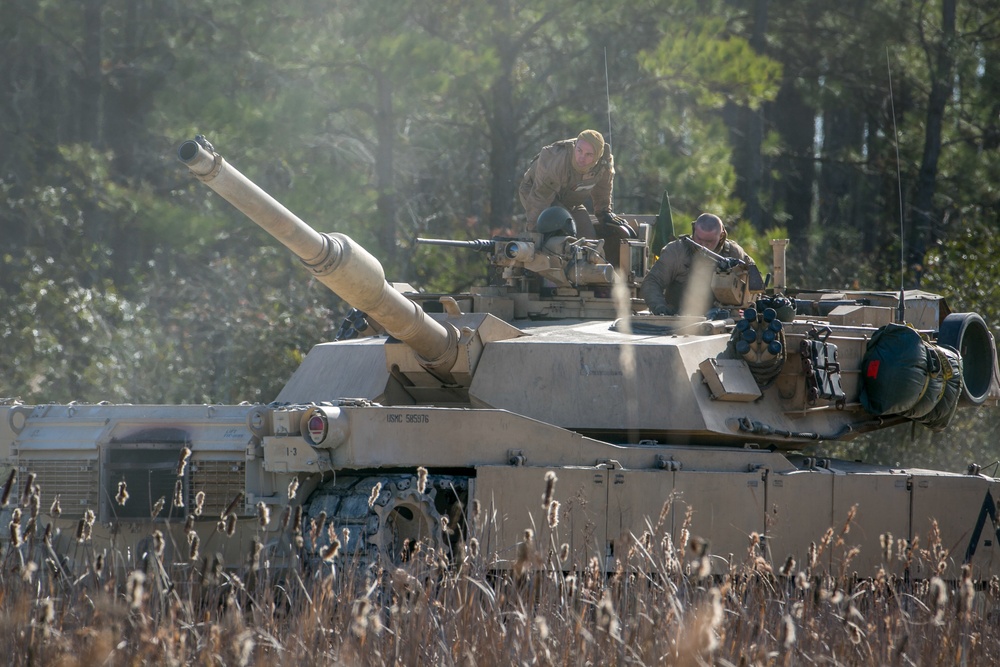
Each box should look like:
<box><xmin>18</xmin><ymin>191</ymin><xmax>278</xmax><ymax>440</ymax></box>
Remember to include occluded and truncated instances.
<box><xmin>518</xmin><ymin>130</ymin><xmax>633</xmax><ymax>253</ymax></box>
<box><xmin>641</xmin><ymin>213</ymin><xmax>754</xmax><ymax>316</ymax></box>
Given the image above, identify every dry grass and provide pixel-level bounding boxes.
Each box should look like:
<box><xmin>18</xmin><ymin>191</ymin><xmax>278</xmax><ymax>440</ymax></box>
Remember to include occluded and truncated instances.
<box><xmin>3</xmin><ymin>476</ymin><xmax>1000</xmax><ymax>666</ymax></box>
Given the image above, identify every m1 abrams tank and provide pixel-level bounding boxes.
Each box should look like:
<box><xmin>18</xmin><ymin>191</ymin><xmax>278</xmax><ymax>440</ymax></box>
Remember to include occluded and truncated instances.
<box><xmin>3</xmin><ymin>136</ymin><xmax>999</xmax><ymax>582</ymax></box>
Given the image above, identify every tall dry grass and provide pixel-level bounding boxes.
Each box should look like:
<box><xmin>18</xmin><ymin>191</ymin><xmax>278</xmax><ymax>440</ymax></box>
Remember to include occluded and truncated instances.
<box><xmin>2</xmin><ymin>468</ymin><xmax>1000</xmax><ymax>666</ymax></box>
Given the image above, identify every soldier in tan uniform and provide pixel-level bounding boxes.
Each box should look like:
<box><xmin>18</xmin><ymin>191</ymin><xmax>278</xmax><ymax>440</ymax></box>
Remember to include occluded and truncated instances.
<box><xmin>641</xmin><ymin>213</ymin><xmax>754</xmax><ymax>316</ymax></box>
<box><xmin>519</xmin><ymin>130</ymin><xmax>633</xmax><ymax>257</ymax></box>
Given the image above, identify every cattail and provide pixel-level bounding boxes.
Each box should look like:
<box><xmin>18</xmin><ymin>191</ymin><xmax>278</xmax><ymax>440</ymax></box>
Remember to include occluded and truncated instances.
<box><xmin>417</xmin><ymin>467</ymin><xmax>428</xmax><ymax>495</ymax></box>
<box><xmin>256</xmin><ymin>501</ymin><xmax>271</xmax><ymax>529</ymax></box>
<box><xmin>194</xmin><ymin>491</ymin><xmax>206</xmax><ymax>516</ymax></box>
<box><xmin>535</xmin><ymin>615</ymin><xmax>550</xmax><ymax>641</ymax></box>
<box><xmin>20</xmin><ymin>472</ymin><xmax>36</xmax><ymax>507</ymax></box>
<box><xmin>184</xmin><ymin>515</ymin><xmax>195</xmax><ymax>533</ymax></box>
<box><xmin>221</xmin><ymin>492</ymin><xmax>243</xmax><ymax>519</ymax></box>
<box><xmin>94</xmin><ymin>552</ymin><xmax>105</xmax><ymax>577</ymax></box>
<box><xmin>38</xmin><ymin>597</ymin><xmax>55</xmax><ymax>628</ymax></box>
<box><xmin>42</xmin><ymin>522</ymin><xmax>52</xmax><ymax>547</ymax></box>
<box><xmin>49</xmin><ymin>495</ymin><xmax>61</xmax><ymax>519</ymax></box>
<box><xmin>224</xmin><ymin>513</ymin><xmax>237</xmax><ymax>537</ymax></box>
<box><xmin>0</xmin><ymin>469</ymin><xmax>15</xmax><ymax>507</ymax></box>
<box><xmin>780</xmin><ymin>613</ymin><xmax>796</xmax><ymax>648</ymax></box>
<box><xmin>342</xmin><ymin>526</ymin><xmax>351</xmax><ymax>547</ymax></box>
<box><xmin>542</xmin><ymin>471</ymin><xmax>557</xmax><ymax>509</ymax></box>
<box><xmin>960</xmin><ymin>564</ymin><xmax>975</xmax><ymax>619</ymax></box>
<box><xmin>152</xmin><ymin>530</ymin><xmax>165</xmax><ymax>558</ymax></box>
<box><xmin>321</xmin><ymin>536</ymin><xmax>341</xmax><ymax>562</ymax></box>
<box><xmin>187</xmin><ymin>532</ymin><xmax>200</xmax><ymax>561</ymax></box>
<box><xmin>469</xmin><ymin>537</ymin><xmax>480</xmax><ymax>559</ymax></box>
<box><xmin>151</xmin><ymin>496</ymin><xmax>165</xmax><ymax>519</ymax></box>
<box><xmin>177</xmin><ymin>447</ymin><xmax>192</xmax><ymax>477</ymax></box>
<box><xmin>173</xmin><ymin>479</ymin><xmax>185</xmax><ymax>508</ymax></box>
<box><xmin>23</xmin><ymin>517</ymin><xmax>35</xmax><ymax>541</ymax></box>
<box><xmin>9</xmin><ymin>509</ymin><xmax>23</xmax><ymax>547</ymax></box>
<box><xmin>309</xmin><ymin>511</ymin><xmax>327</xmax><ymax>546</ymax></box>
<box><xmin>81</xmin><ymin>509</ymin><xmax>95</xmax><ymax>542</ymax></box>
<box><xmin>287</xmin><ymin>477</ymin><xmax>300</xmax><ymax>500</ymax></box>
<box><xmin>547</xmin><ymin>500</ymin><xmax>560</xmax><ymax>528</ymax></box>
<box><xmin>127</xmin><ymin>571</ymin><xmax>146</xmax><ymax>610</ymax></box>
<box><xmin>116</xmin><ymin>481</ymin><xmax>129</xmax><ymax>506</ymax></box>
<box><xmin>596</xmin><ymin>590</ymin><xmax>620</xmax><ymax>638</ymax></box>
<box><xmin>560</xmin><ymin>542</ymin><xmax>570</xmax><ymax>562</ymax></box>
<box><xmin>440</xmin><ymin>515</ymin><xmax>450</xmax><ymax>534</ymax></box>
<box><xmin>779</xmin><ymin>555</ymin><xmax>795</xmax><ymax>577</ymax></box>
<box><xmin>470</xmin><ymin>499</ymin><xmax>481</xmax><ymax>532</ymax></box>
<box><xmin>930</xmin><ymin>576</ymin><xmax>948</xmax><ymax>625</ymax></box>
<box><xmin>292</xmin><ymin>505</ymin><xmax>303</xmax><ymax>533</ymax></box>
<box><xmin>28</xmin><ymin>489</ymin><xmax>40</xmax><ymax>519</ymax></box>
<box><xmin>248</xmin><ymin>537</ymin><xmax>263</xmax><ymax>570</ymax></box>
<box><xmin>368</xmin><ymin>482</ymin><xmax>382</xmax><ymax>509</ymax></box>
<box><xmin>880</xmin><ymin>532</ymin><xmax>893</xmax><ymax>562</ymax></box>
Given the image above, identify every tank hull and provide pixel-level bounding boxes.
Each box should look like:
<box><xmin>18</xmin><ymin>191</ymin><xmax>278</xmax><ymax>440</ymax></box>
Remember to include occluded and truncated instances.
<box><xmin>4</xmin><ymin>401</ymin><xmax>999</xmax><ymax>580</ymax></box>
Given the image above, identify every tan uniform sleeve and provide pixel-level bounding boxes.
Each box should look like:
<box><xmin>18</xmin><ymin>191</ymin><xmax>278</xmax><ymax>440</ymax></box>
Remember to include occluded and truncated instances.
<box><xmin>591</xmin><ymin>150</ymin><xmax>615</xmax><ymax>214</ymax></box>
<box><xmin>640</xmin><ymin>242</ymin><xmax>684</xmax><ymax>312</ymax></box>
<box><xmin>519</xmin><ymin>149</ymin><xmax>563</xmax><ymax>227</ymax></box>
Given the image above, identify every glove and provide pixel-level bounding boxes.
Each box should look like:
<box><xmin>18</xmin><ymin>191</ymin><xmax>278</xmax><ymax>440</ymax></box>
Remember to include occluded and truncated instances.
<box><xmin>652</xmin><ymin>305</ymin><xmax>675</xmax><ymax>316</ymax></box>
<box><xmin>597</xmin><ymin>210</ymin><xmax>638</xmax><ymax>239</ymax></box>
<box><xmin>705</xmin><ymin>307</ymin><xmax>731</xmax><ymax>320</ymax></box>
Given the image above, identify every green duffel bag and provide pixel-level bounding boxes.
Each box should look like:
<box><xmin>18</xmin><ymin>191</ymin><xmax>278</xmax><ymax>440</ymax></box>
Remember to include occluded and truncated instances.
<box><xmin>860</xmin><ymin>323</ymin><xmax>932</xmax><ymax>416</ymax></box>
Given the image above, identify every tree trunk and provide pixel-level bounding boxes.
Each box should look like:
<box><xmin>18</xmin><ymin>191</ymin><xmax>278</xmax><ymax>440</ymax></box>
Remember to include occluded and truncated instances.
<box><xmin>909</xmin><ymin>0</ymin><xmax>956</xmax><ymax>286</ymax></box>
<box><xmin>768</xmin><ymin>76</ymin><xmax>815</xmax><ymax>276</ymax></box>
<box><xmin>374</xmin><ymin>70</ymin><xmax>398</xmax><ymax>265</ymax></box>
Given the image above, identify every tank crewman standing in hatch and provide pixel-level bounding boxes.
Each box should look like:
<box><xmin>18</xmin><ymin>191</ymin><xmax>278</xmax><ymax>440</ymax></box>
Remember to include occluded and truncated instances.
<box><xmin>518</xmin><ymin>130</ymin><xmax>633</xmax><ymax>254</ymax></box>
<box><xmin>641</xmin><ymin>213</ymin><xmax>755</xmax><ymax>316</ymax></box>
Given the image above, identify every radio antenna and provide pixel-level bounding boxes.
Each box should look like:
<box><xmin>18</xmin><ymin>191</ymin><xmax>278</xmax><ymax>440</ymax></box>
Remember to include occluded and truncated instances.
<box><xmin>887</xmin><ymin>48</ymin><xmax>906</xmax><ymax>324</ymax></box>
<box><xmin>604</xmin><ymin>47</ymin><xmax>612</xmax><ymax>149</ymax></box>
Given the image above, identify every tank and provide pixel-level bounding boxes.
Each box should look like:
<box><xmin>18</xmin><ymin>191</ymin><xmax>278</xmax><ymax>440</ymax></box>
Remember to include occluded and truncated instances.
<box><xmin>3</xmin><ymin>136</ymin><xmax>999</xmax><ymax>582</ymax></box>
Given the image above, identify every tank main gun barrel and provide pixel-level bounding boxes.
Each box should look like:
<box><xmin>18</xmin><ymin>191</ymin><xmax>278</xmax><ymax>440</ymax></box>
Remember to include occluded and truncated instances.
<box><xmin>416</xmin><ymin>238</ymin><xmax>496</xmax><ymax>251</ymax></box>
<box><xmin>178</xmin><ymin>138</ymin><xmax>458</xmax><ymax>372</ymax></box>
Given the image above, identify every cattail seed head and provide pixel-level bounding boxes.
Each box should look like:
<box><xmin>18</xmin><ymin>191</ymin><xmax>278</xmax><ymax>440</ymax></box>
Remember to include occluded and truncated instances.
<box><xmin>224</xmin><ymin>513</ymin><xmax>238</xmax><ymax>537</ymax></box>
<box><xmin>20</xmin><ymin>472</ymin><xmax>36</xmax><ymax>507</ymax></box>
<box><xmin>368</xmin><ymin>482</ymin><xmax>382</xmax><ymax>509</ymax></box>
<box><xmin>256</xmin><ymin>501</ymin><xmax>271</xmax><ymax>529</ymax></box>
<box><xmin>194</xmin><ymin>491</ymin><xmax>206</xmax><ymax>516</ymax></box>
<box><xmin>249</xmin><ymin>537</ymin><xmax>263</xmax><ymax>570</ymax></box>
<box><xmin>49</xmin><ymin>495</ymin><xmax>61</xmax><ymax>519</ymax></box>
<box><xmin>116</xmin><ymin>481</ymin><xmax>129</xmax><ymax>506</ymax></box>
<box><xmin>321</xmin><ymin>537</ymin><xmax>341</xmax><ymax>562</ymax></box>
<box><xmin>187</xmin><ymin>532</ymin><xmax>200</xmax><ymax>561</ymax></box>
<box><xmin>542</xmin><ymin>471</ymin><xmax>557</xmax><ymax>509</ymax></box>
<box><xmin>151</xmin><ymin>496</ymin><xmax>165</xmax><ymax>519</ymax></box>
<box><xmin>0</xmin><ymin>469</ymin><xmax>15</xmax><ymax>507</ymax></box>
<box><xmin>292</xmin><ymin>505</ymin><xmax>303</xmax><ymax>534</ymax></box>
<box><xmin>173</xmin><ymin>479</ymin><xmax>185</xmax><ymax>508</ymax></box>
<box><xmin>417</xmin><ymin>467</ymin><xmax>428</xmax><ymax>495</ymax></box>
<box><xmin>184</xmin><ymin>515</ymin><xmax>195</xmax><ymax>533</ymax></box>
<box><xmin>547</xmin><ymin>500</ymin><xmax>560</xmax><ymax>528</ymax></box>
<box><xmin>221</xmin><ymin>492</ymin><xmax>243</xmax><ymax>519</ymax></box>
<box><xmin>94</xmin><ymin>552</ymin><xmax>104</xmax><ymax>577</ymax></box>
<box><xmin>127</xmin><ymin>571</ymin><xmax>146</xmax><ymax>610</ymax></box>
<box><xmin>287</xmin><ymin>477</ymin><xmax>300</xmax><ymax>501</ymax></box>
<box><xmin>177</xmin><ymin>447</ymin><xmax>192</xmax><ymax>477</ymax></box>
<box><xmin>153</xmin><ymin>530</ymin><xmax>165</xmax><ymax>558</ymax></box>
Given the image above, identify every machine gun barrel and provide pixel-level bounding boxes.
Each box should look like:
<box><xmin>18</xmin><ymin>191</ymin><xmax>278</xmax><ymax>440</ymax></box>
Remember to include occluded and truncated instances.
<box><xmin>416</xmin><ymin>238</ymin><xmax>495</xmax><ymax>251</ymax></box>
<box><xmin>681</xmin><ymin>235</ymin><xmax>746</xmax><ymax>269</ymax></box>
<box><xmin>178</xmin><ymin>138</ymin><xmax>458</xmax><ymax>372</ymax></box>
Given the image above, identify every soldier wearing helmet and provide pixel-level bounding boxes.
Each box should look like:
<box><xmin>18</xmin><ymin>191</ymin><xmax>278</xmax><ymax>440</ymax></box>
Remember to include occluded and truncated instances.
<box><xmin>519</xmin><ymin>131</ymin><xmax>634</xmax><ymax>263</ymax></box>
<box><xmin>641</xmin><ymin>213</ymin><xmax>754</xmax><ymax>316</ymax></box>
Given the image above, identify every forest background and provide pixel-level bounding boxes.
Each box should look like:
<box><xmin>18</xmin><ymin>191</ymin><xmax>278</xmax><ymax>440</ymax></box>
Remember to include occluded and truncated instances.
<box><xmin>2</xmin><ymin>0</ymin><xmax>999</xmax><ymax>472</ymax></box>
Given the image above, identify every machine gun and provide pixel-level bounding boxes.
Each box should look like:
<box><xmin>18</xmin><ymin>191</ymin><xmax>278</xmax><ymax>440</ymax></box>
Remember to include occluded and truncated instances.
<box><xmin>418</xmin><ymin>234</ymin><xmax>615</xmax><ymax>290</ymax></box>
<box><xmin>681</xmin><ymin>236</ymin><xmax>767</xmax><ymax>308</ymax></box>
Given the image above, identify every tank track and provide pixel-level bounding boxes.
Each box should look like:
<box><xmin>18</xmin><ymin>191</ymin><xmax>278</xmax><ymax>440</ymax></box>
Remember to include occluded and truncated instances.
<box><xmin>300</xmin><ymin>472</ymin><xmax>469</xmax><ymax>570</ymax></box>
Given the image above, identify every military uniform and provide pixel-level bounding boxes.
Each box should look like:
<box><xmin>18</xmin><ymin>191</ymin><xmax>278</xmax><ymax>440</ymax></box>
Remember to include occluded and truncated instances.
<box><xmin>641</xmin><ymin>236</ymin><xmax>753</xmax><ymax>315</ymax></box>
<box><xmin>519</xmin><ymin>139</ymin><xmax>614</xmax><ymax>238</ymax></box>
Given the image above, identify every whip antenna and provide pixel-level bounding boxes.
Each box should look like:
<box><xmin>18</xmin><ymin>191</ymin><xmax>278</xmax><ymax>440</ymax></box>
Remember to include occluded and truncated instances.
<box><xmin>604</xmin><ymin>47</ymin><xmax>612</xmax><ymax>149</ymax></box>
<box><xmin>887</xmin><ymin>48</ymin><xmax>906</xmax><ymax>324</ymax></box>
